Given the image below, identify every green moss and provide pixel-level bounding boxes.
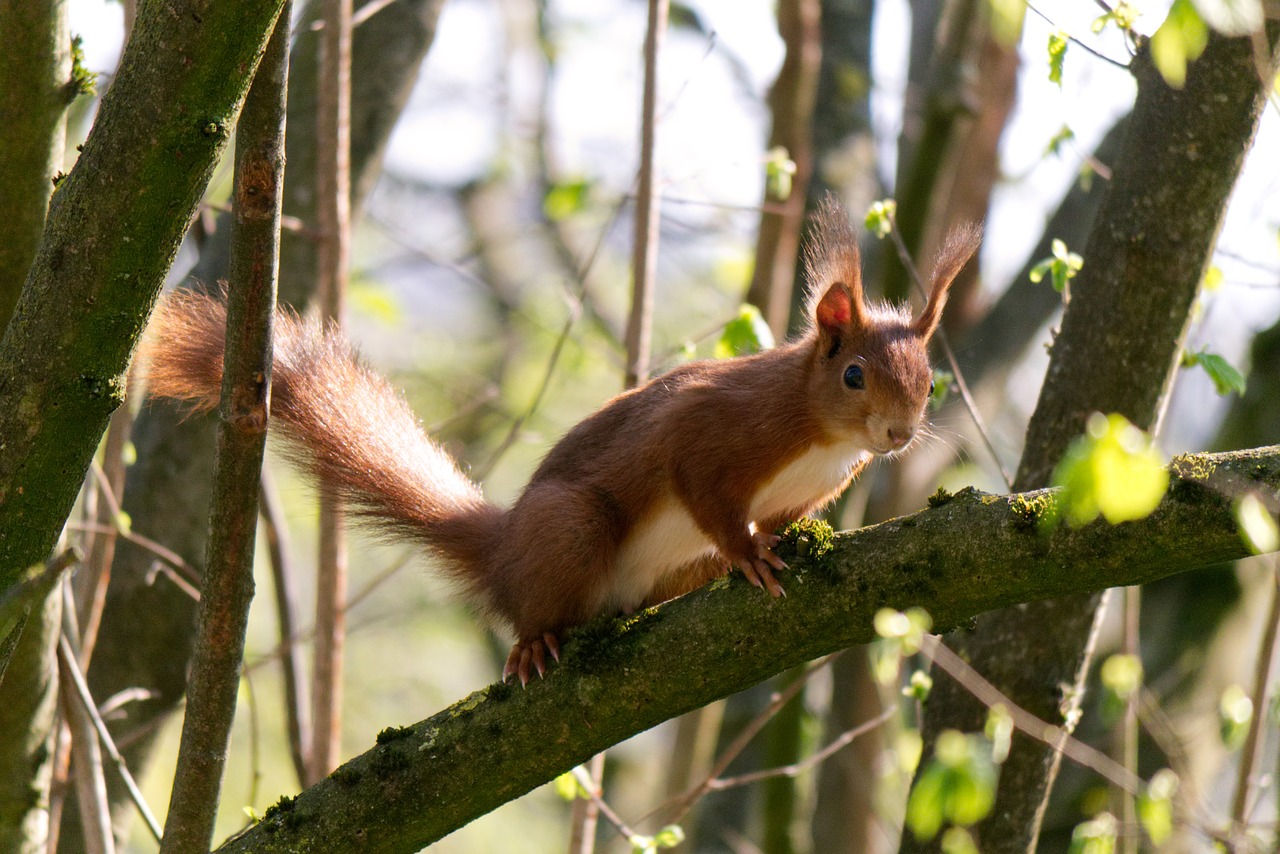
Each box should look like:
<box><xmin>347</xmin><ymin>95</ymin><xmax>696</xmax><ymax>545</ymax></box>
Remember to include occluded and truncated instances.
<box><xmin>1171</xmin><ymin>452</ymin><xmax>1217</xmax><ymax>481</ymax></box>
<box><xmin>375</xmin><ymin>725</ymin><xmax>413</xmax><ymax>744</ymax></box>
<box><xmin>927</xmin><ymin>486</ymin><xmax>954</xmax><ymax>507</ymax></box>
<box><xmin>779</xmin><ymin>517</ymin><xmax>834</xmax><ymax>558</ymax></box>
<box><xmin>262</xmin><ymin>794</ymin><xmax>302</xmax><ymax>831</ymax></box>
<box><xmin>1010</xmin><ymin>492</ymin><xmax>1056</xmax><ymax>532</ymax></box>
<box><xmin>331</xmin><ymin>764</ymin><xmax>362</xmax><ymax>786</ymax></box>
<box><xmin>449</xmin><ymin>687</ymin><xmax>491</xmax><ymax>717</ymax></box>
<box><xmin>370</xmin><ymin>746</ymin><xmax>411</xmax><ymax>779</ymax></box>
<box><xmin>68</xmin><ymin>35</ymin><xmax>98</xmax><ymax>98</ymax></box>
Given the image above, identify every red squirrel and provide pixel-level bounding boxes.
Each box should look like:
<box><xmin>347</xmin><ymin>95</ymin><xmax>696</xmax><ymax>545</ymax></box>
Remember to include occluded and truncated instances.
<box><xmin>141</xmin><ymin>201</ymin><xmax>980</xmax><ymax>684</ymax></box>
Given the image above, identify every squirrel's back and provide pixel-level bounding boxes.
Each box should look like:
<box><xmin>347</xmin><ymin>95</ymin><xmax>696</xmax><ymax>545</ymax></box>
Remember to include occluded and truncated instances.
<box><xmin>140</xmin><ymin>290</ymin><xmax>506</xmax><ymax>614</ymax></box>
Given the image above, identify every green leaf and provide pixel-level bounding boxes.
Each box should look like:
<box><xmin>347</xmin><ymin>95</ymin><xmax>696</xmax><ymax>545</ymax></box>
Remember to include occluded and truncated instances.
<box><xmin>1137</xmin><ymin>769</ymin><xmax>1179</xmax><ymax>845</ymax></box>
<box><xmin>629</xmin><ymin>834</ymin><xmax>656</xmax><ymax>854</ymax></box>
<box><xmin>1150</xmin><ymin>0</ymin><xmax>1209</xmax><ymax>88</ymax></box>
<box><xmin>1236</xmin><ymin>493</ymin><xmax>1279</xmax><ymax>554</ymax></box>
<box><xmin>1045</xmin><ymin>124</ymin><xmax>1075</xmax><ymax>157</ymax></box>
<box><xmin>1100</xmin><ymin>653</ymin><xmax>1143</xmax><ymax>722</ymax></box>
<box><xmin>1047</xmin><ymin>30</ymin><xmax>1069</xmax><ymax>86</ymax></box>
<box><xmin>1219</xmin><ymin>684</ymin><xmax>1253</xmax><ymax>749</ymax></box>
<box><xmin>904</xmin><ymin>669</ymin><xmax>933</xmax><ymax>701</ymax></box>
<box><xmin>1100</xmin><ymin>654</ymin><xmax>1143</xmax><ymax>699</ymax></box>
<box><xmin>714</xmin><ymin>305</ymin><xmax>775</xmax><ymax>359</ymax></box>
<box><xmin>1069</xmin><ymin>813</ymin><xmax>1117</xmax><ymax>854</ymax></box>
<box><xmin>1092</xmin><ymin>1</ymin><xmax>1140</xmax><ymax>33</ymax></box>
<box><xmin>1029</xmin><ymin>239</ymin><xmax>1082</xmax><ymax>293</ymax></box>
<box><xmin>764</xmin><ymin>146</ymin><xmax>797</xmax><ymax>201</ymax></box>
<box><xmin>553</xmin><ymin>771</ymin><xmax>582</xmax><ymax>801</ymax></box>
<box><xmin>864</xmin><ymin>199</ymin><xmax>897</xmax><ymax>238</ymax></box>
<box><xmin>653</xmin><ymin>825</ymin><xmax>686</xmax><ymax>848</ymax></box>
<box><xmin>1181</xmin><ymin>349</ymin><xmax>1246</xmax><ymax>396</ymax></box>
<box><xmin>114</xmin><ymin>510</ymin><xmax>132</xmax><ymax>535</ymax></box>
<box><xmin>985</xmin><ymin>705</ymin><xmax>1013</xmax><ymax>764</ymax></box>
<box><xmin>1051</xmin><ymin>413</ymin><xmax>1169</xmax><ymax>527</ymax></box>
<box><xmin>987</xmin><ymin>0</ymin><xmax>1027</xmax><ymax>45</ymax></box>
<box><xmin>543</xmin><ymin>177</ymin><xmax>594</xmax><ymax>222</ymax></box>
<box><xmin>906</xmin><ymin>731</ymin><xmax>999</xmax><ymax>841</ymax></box>
<box><xmin>941</xmin><ymin>827</ymin><xmax>980</xmax><ymax>854</ymax></box>
<box><xmin>1202</xmin><ymin>265</ymin><xmax>1224</xmax><ymax>291</ymax></box>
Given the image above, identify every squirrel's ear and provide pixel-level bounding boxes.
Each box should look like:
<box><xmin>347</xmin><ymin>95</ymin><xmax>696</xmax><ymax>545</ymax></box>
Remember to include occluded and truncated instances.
<box><xmin>915</xmin><ymin>223</ymin><xmax>982</xmax><ymax>339</ymax></box>
<box><xmin>815</xmin><ymin>281</ymin><xmax>865</xmax><ymax>336</ymax></box>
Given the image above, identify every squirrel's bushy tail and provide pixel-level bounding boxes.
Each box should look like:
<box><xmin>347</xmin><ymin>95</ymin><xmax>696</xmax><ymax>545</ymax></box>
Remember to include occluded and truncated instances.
<box><xmin>141</xmin><ymin>290</ymin><xmax>505</xmax><ymax>605</ymax></box>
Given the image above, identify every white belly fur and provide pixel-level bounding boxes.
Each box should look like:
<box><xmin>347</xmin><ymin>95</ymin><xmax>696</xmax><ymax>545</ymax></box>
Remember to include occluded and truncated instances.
<box><xmin>610</xmin><ymin>499</ymin><xmax>715</xmax><ymax>612</ymax></box>
<box><xmin>749</xmin><ymin>442</ymin><xmax>869</xmax><ymax>523</ymax></box>
<box><xmin>609</xmin><ymin>442</ymin><xmax>868</xmax><ymax>613</ymax></box>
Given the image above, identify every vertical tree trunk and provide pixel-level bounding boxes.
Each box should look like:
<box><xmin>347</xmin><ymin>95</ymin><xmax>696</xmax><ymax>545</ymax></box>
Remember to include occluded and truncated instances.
<box><xmin>904</xmin><ymin>24</ymin><xmax>1280</xmax><ymax>853</ymax></box>
<box><xmin>0</xmin><ymin>0</ymin><xmax>71</xmax><ymax>326</ymax></box>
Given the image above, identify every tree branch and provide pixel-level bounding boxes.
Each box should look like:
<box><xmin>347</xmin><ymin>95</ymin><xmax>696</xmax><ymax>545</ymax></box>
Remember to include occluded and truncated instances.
<box><xmin>159</xmin><ymin>4</ymin><xmax>290</xmax><ymax>849</ymax></box>
<box><xmin>215</xmin><ymin>446</ymin><xmax>1280</xmax><ymax>854</ymax></box>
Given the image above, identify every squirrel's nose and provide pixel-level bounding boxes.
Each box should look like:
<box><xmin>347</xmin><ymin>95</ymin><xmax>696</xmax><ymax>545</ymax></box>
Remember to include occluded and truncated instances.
<box><xmin>887</xmin><ymin>427</ymin><xmax>914</xmax><ymax>449</ymax></box>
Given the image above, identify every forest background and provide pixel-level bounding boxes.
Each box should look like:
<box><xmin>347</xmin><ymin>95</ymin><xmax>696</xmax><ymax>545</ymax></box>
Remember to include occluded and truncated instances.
<box><xmin>1</xmin><ymin>0</ymin><xmax>1279</xmax><ymax>852</ymax></box>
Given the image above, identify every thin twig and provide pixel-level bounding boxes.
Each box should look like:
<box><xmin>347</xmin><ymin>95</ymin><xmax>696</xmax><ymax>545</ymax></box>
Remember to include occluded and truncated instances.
<box><xmin>920</xmin><ymin>636</ymin><xmax>1144</xmax><ymax>793</ymax></box>
<box><xmin>78</xmin><ymin>389</ymin><xmax>136</xmax><ymax>668</ymax></box>
<box><xmin>65</xmin><ymin>521</ymin><xmax>200</xmax><ymax>587</ymax></box>
<box><xmin>568</xmin><ymin>752</ymin><xmax>606</xmax><ymax>854</ymax></box>
<box><xmin>57</xmin><ymin>635</ymin><xmax>163</xmax><ymax>842</ymax></box>
<box><xmin>706</xmin><ymin>705</ymin><xmax>897</xmax><ymax>791</ymax></box>
<box><xmin>59</xmin><ymin>583</ymin><xmax>115</xmax><ymax>854</ymax></box>
<box><xmin>310</xmin><ymin>0</ymin><xmax>353</xmax><ymax>786</ymax></box>
<box><xmin>1025</xmin><ymin>1</ymin><xmax>1130</xmax><ymax>71</ymax></box>
<box><xmin>1229</xmin><ymin>557</ymin><xmax>1280</xmax><ymax>835</ymax></box>
<box><xmin>259</xmin><ymin>467</ymin><xmax>310</xmax><ymax>788</ymax></box>
<box><xmin>623</xmin><ymin>0</ymin><xmax>668</xmax><ymax>388</ymax></box>
<box><xmin>474</xmin><ymin>197</ymin><xmax>628</xmax><ymax>480</ymax></box>
<box><xmin>160</xmin><ymin>5</ymin><xmax>291</xmax><ymax>847</ymax></box>
<box><xmin>885</xmin><ymin>211</ymin><xmax>1014</xmax><ymax>489</ymax></box>
<box><xmin>1117</xmin><ymin>586</ymin><xmax>1140</xmax><ymax>853</ymax></box>
<box><xmin>572</xmin><ymin>764</ymin><xmax>641</xmax><ymax>841</ymax></box>
<box><xmin>659</xmin><ymin>654</ymin><xmax>838</xmax><ymax>824</ymax></box>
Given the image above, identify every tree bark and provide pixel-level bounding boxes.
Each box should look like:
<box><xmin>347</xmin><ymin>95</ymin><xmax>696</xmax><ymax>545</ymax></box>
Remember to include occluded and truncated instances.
<box><xmin>0</xmin><ymin>0</ymin><xmax>72</xmax><ymax>327</ymax></box>
<box><xmin>158</xmin><ymin>6</ymin><xmax>289</xmax><ymax>850</ymax></box>
<box><xmin>214</xmin><ymin>446</ymin><xmax>1280</xmax><ymax>854</ymax></box>
<box><xmin>0</xmin><ymin>0</ymin><xmax>287</xmax><ymax>590</ymax></box>
<box><xmin>67</xmin><ymin>1</ymin><xmax>446</xmax><ymax>845</ymax></box>
<box><xmin>904</xmin><ymin>24</ymin><xmax>1280</xmax><ymax>853</ymax></box>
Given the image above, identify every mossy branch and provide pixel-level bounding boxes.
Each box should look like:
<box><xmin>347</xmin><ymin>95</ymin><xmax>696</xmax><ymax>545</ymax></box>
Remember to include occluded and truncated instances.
<box><xmin>213</xmin><ymin>446</ymin><xmax>1280</xmax><ymax>854</ymax></box>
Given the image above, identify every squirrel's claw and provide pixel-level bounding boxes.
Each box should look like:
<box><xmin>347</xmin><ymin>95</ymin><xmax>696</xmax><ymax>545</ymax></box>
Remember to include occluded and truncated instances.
<box><xmin>740</xmin><ymin>533</ymin><xmax>787</xmax><ymax>598</ymax></box>
<box><xmin>503</xmin><ymin>634</ymin><xmax>562</xmax><ymax>686</ymax></box>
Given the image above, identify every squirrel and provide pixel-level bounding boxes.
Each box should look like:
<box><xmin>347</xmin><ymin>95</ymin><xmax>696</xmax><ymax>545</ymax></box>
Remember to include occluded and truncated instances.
<box><xmin>140</xmin><ymin>201</ymin><xmax>980</xmax><ymax>684</ymax></box>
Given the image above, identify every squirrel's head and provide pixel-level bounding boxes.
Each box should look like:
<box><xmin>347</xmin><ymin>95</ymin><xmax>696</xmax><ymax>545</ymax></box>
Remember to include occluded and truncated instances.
<box><xmin>803</xmin><ymin>200</ymin><xmax>981</xmax><ymax>456</ymax></box>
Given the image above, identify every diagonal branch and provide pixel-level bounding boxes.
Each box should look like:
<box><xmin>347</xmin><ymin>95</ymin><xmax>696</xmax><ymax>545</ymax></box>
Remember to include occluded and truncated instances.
<box><xmin>215</xmin><ymin>446</ymin><xmax>1280</xmax><ymax>854</ymax></box>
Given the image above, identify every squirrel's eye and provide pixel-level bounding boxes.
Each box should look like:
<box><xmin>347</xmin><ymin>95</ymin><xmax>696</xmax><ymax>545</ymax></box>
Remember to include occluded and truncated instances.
<box><xmin>843</xmin><ymin>364</ymin><xmax>864</xmax><ymax>390</ymax></box>
<box><xmin>929</xmin><ymin>379</ymin><xmax>936</xmax><ymax>396</ymax></box>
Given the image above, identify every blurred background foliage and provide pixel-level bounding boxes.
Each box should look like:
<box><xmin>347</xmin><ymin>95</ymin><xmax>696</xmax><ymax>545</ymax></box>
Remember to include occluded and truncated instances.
<box><xmin>40</xmin><ymin>0</ymin><xmax>1280</xmax><ymax>850</ymax></box>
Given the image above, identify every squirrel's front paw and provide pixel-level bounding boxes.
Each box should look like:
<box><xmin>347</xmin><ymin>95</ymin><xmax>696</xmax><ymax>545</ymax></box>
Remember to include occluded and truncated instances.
<box><xmin>737</xmin><ymin>532</ymin><xmax>788</xmax><ymax>598</ymax></box>
<box><xmin>502</xmin><ymin>633</ymin><xmax>561</xmax><ymax>687</ymax></box>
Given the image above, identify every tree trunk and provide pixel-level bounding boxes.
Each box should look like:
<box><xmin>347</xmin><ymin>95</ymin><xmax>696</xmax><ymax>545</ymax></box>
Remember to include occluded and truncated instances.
<box><xmin>903</xmin><ymin>24</ymin><xmax>1280</xmax><ymax>853</ymax></box>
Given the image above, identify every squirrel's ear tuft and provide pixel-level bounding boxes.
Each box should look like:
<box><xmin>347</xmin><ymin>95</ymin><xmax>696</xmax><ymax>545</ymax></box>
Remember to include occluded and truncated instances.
<box><xmin>805</xmin><ymin>194</ymin><xmax>867</xmax><ymax>336</ymax></box>
<box><xmin>915</xmin><ymin>223</ymin><xmax>982</xmax><ymax>339</ymax></box>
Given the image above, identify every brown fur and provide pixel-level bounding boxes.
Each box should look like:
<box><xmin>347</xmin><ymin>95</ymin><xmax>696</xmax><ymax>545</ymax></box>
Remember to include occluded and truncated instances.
<box><xmin>139</xmin><ymin>202</ymin><xmax>980</xmax><ymax>681</ymax></box>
